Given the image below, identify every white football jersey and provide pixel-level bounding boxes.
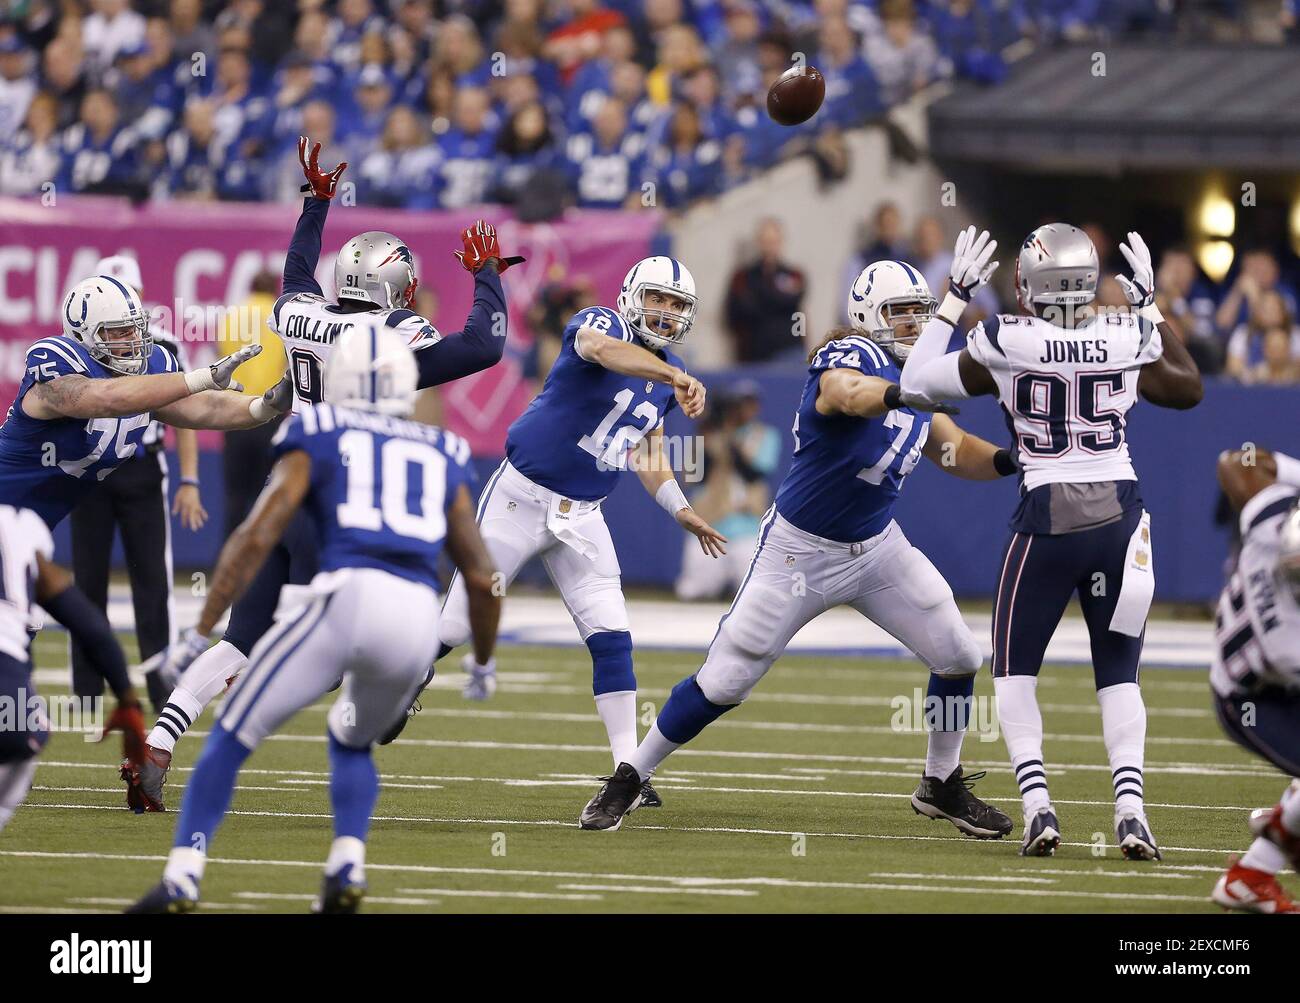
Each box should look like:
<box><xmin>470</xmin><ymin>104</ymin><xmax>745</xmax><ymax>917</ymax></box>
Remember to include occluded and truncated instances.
<box><xmin>966</xmin><ymin>311</ymin><xmax>1162</xmax><ymax>491</ymax></box>
<box><xmin>0</xmin><ymin>505</ymin><xmax>53</xmax><ymax>663</ymax></box>
<box><xmin>1210</xmin><ymin>484</ymin><xmax>1300</xmax><ymax>698</ymax></box>
<box><xmin>269</xmin><ymin>293</ymin><xmax>441</xmax><ymax>414</ymax></box>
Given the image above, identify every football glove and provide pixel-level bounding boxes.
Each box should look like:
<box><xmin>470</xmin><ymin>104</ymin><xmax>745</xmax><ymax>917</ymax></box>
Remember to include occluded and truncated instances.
<box><xmin>250</xmin><ymin>371</ymin><xmax>295</xmax><ymax>421</ymax></box>
<box><xmin>161</xmin><ymin>628</ymin><xmax>213</xmax><ymax>682</ymax></box>
<box><xmin>948</xmin><ymin>225</ymin><xmax>999</xmax><ymax>302</ymax></box>
<box><xmin>454</xmin><ymin>219</ymin><xmax>525</xmax><ymax>274</ymax></box>
<box><xmin>298</xmin><ymin>136</ymin><xmax>347</xmax><ymax>200</ymax></box>
<box><xmin>185</xmin><ymin>343</ymin><xmax>261</xmax><ymax>393</ymax></box>
<box><xmin>461</xmin><ymin>654</ymin><xmax>497</xmax><ymax>701</ymax></box>
<box><xmin>1116</xmin><ymin>231</ymin><xmax>1156</xmax><ymax>308</ymax></box>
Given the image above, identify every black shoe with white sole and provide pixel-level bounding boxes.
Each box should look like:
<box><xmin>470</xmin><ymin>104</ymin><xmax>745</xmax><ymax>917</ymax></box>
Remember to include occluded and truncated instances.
<box><xmin>911</xmin><ymin>766</ymin><xmax>1012</xmax><ymax>839</ymax></box>
<box><xmin>579</xmin><ymin>763</ymin><xmax>644</xmax><ymax>830</ymax></box>
<box><xmin>313</xmin><ymin>864</ymin><xmax>366</xmax><ymax>914</ymax></box>
<box><xmin>637</xmin><ymin>781</ymin><xmax>662</xmax><ymax>809</ymax></box>
<box><xmin>1117</xmin><ymin>814</ymin><xmax>1162</xmax><ymax>861</ymax></box>
<box><xmin>1021</xmin><ymin>807</ymin><xmax>1062</xmax><ymax>856</ymax></box>
<box><xmin>377</xmin><ymin>666</ymin><xmax>435</xmax><ymax>745</ymax></box>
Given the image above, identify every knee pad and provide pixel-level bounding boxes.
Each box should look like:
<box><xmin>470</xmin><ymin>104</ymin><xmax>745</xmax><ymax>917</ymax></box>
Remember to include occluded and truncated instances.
<box><xmin>586</xmin><ymin>631</ymin><xmax>634</xmax><ymax>695</ymax></box>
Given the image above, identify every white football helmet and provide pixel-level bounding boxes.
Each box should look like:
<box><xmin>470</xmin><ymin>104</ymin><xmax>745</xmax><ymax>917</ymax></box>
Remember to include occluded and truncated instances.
<box><xmin>1278</xmin><ymin>503</ymin><xmax>1300</xmax><ymax>603</ymax></box>
<box><xmin>324</xmin><ymin>322</ymin><xmax>418</xmax><ymax>417</ymax></box>
<box><xmin>62</xmin><ymin>274</ymin><xmax>151</xmax><ymax>375</ymax></box>
<box><xmin>846</xmin><ymin>260</ymin><xmax>936</xmax><ymax>361</ymax></box>
<box><xmin>616</xmin><ymin>255</ymin><xmax>697</xmax><ymax>351</ymax></box>
<box><xmin>335</xmin><ymin>231</ymin><xmax>418</xmax><ymax>310</ymax></box>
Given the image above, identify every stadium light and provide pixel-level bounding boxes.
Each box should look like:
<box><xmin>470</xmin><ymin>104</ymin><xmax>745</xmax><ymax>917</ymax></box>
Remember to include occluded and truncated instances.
<box><xmin>1198</xmin><ymin>192</ymin><xmax>1235</xmax><ymax>239</ymax></box>
<box><xmin>1197</xmin><ymin>239</ymin><xmax>1235</xmax><ymax>282</ymax></box>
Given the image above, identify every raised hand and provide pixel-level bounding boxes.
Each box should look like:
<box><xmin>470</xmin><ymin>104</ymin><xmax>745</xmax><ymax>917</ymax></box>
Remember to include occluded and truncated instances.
<box><xmin>1116</xmin><ymin>231</ymin><xmax>1155</xmax><ymax>308</ymax></box>
<box><xmin>949</xmin><ymin>225</ymin><xmax>999</xmax><ymax>301</ymax></box>
<box><xmin>298</xmin><ymin>136</ymin><xmax>347</xmax><ymax>200</ymax></box>
<box><xmin>454</xmin><ymin>219</ymin><xmax>527</xmax><ymax>274</ymax></box>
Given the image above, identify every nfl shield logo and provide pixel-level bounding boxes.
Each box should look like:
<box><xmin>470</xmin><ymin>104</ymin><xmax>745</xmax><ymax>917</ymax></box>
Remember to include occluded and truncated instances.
<box><xmin>559</xmin><ymin>499</ymin><xmax>573</xmax><ymax>514</ymax></box>
<box><xmin>785</xmin><ymin>555</ymin><xmax>796</xmax><ymax>568</ymax></box>
<box><xmin>645</xmin><ymin>381</ymin><xmax>654</xmax><ymax>393</ymax></box>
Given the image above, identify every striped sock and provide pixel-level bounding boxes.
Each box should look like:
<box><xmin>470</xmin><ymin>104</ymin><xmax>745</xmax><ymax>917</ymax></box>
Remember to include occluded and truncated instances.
<box><xmin>148</xmin><ymin>689</ymin><xmax>202</xmax><ymax>754</ymax></box>
<box><xmin>1111</xmin><ymin>765</ymin><xmax>1144</xmax><ymax>817</ymax></box>
<box><xmin>1013</xmin><ymin>758</ymin><xmax>1051</xmax><ymax>816</ymax></box>
<box><xmin>1098</xmin><ymin>682</ymin><xmax>1148</xmax><ymax>819</ymax></box>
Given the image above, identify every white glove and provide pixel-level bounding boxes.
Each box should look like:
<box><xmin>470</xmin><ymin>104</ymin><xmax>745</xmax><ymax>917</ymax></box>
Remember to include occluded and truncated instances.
<box><xmin>948</xmin><ymin>225</ymin><xmax>1000</xmax><ymax>302</ymax></box>
<box><xmin>161</xmin><ymin>627</ymin><xmax>213</xmax><ymax>682</ymax></box>
<box><xmin>185</xmin><ymin>344</ymin><xmax>262</xmax><ymax>394</ymax></box>
<box><xmin>461</xmin><ymin>654</ymin><xmax>497</xmax><ymax>702</ymax></box>
<box><xmin>249</xmin><ymin>372</ymin><xmax>295</xmax><ymax>421</ymax></box>
<box><xmin>1116</xmin><ymin>231</ymin><xmax>1155</xmax><ymax>308</ymax></box>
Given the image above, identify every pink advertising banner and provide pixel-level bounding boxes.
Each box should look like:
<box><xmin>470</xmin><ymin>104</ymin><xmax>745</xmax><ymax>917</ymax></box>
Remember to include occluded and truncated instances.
<box><xmin>0</xmin><ymin>196</ymin><xmax>661</xmax><ymax>453</ymax></box>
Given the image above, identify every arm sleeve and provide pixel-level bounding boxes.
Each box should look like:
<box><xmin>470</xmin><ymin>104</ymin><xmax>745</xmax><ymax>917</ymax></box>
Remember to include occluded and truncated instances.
<box><xmin>897</xmin><ymin>297</ymin><xmax>972</xmax><ymax>404</ymax></box>
<box><xmin>41</xmin><ymin>585</ymin><xmax>132</xmax><ymax>699</ymax></box>
<box><xmin>282</xmin><ymin>197</ymin><xmax>331</xmax><ymax>297</ymax></box>
<box><xmin>414</xmin><ymin>267</ymin><xmax>507</xmax><ymax>388</ymax></box>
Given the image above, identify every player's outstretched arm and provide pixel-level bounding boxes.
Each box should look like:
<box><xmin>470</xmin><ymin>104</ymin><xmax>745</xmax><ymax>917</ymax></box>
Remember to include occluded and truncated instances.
<box><xmin>192</xmin><ymin>451</ymin><xmax>312</xmax><ymax>636</ymax></box>
<box><xmin>21</xmin><ymin>344</ymin><xmax>265</xmax><ymax>420</ymax></box>
<box><xmin>1216</xmin><ymin>448</ymin><xmax>1300</xmax><ymax>510</ymax></box>
<box><xmin>575</xmin><ymin>329</ymin><xmax>706</xmax><ymax>418</ymax></box>
<box><xmin>157</xmin><ymin>369</ymin><xmax>292</xmax><ymax>430</ymax></box>
<box><xmin>35</xmin><ymin>556</ymin><xmax>135</xmax><ymax>703</ymax></box>
<box><xmin>632</xmin><ymin>427</ymin><xmax>727</xmax><ymax>557</ymax></box>
<box><xmin>816</xmin><ymin>369</ymin><xmax>893</xmax><ymax>417</ymax></box>
<box><xmin>280</xmin><ymin>137</ymin><xmax>347</xmax><ymax>297</ymax></box>
<box><xmin>922</xmin><ymin>414</ymin><xmax>1019</xmax><ymax>480</ymax></box>
<box><xmin>443</xmin><ymin>483</ymin><xmax>502</xmax><ymax>667</ymax></box>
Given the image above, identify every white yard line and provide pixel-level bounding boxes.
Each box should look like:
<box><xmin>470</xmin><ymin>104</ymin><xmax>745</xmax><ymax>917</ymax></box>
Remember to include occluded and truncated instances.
<box><xmin>550</xmin><ymin>884</ymin><xmax>758</xmax><ymax>897</ymax></box>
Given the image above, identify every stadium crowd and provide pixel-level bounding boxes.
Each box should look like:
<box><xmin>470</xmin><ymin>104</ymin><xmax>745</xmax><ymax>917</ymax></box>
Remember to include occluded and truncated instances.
<box><xmin>0</xmin><ymin>0</ymin><xmax>1251</xmax><ymax>214</ymax></box>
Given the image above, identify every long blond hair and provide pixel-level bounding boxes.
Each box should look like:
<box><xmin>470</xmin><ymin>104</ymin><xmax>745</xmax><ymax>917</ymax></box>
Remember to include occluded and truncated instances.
<box><xmin>805</xmin><ymin>326</ymin><xmax>862</xmax><ymax>362</ymax></box>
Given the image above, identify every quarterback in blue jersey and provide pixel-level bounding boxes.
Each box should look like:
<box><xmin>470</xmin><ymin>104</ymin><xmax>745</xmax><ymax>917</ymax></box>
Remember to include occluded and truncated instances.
<box><xmin>128</xmin><ymin>325</ymin><xmax>501</xmax><ymax>914</ymax></box>
<box><xmin>127</xmin><ymin>139</ymin><xmax>520</xmax><ymax>812</ymax></box>
<box><xmin>0</xmin><ymin>274</ymin><xmax>288</xmax><ymax>530</ymax></box>
<box><xmin>581</xmin><ymin>260</ymin><xmax>1021</xmax><ymax>834</ymax></box>
<box><xmin>421</xmin><ymin>255</ymin><xmax>725</xmax><ymax>811</ymax></box>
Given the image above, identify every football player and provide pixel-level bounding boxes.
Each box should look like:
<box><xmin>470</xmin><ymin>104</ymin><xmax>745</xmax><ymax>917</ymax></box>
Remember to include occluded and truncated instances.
<box><xmin>396</xmin><ymin>255</ymin><xmax>724</xmax><ymax>813</ymax></box>
<box><xmin>0</xmin><ymin>275</ymin><xmax>283</xmax><ymax>530</ymax></box>
<box><xmin>579</xmin><ymin>260</ymin><xmax>1020</xmax><ymax>835</ymax></box>
<box><xmin>129</xmin><ymin>138</ymin><xmax>520</xmax><ymax>811</ymax></box>
<box><xmin>127</xmin><ymin>326</ymin><xmax>500</xmax><ymax>914</ymax></box>
<box><xmin>1209</xmin><ymin>447</ymin><xmax>1300</xmax><ymax>913</ymax></box>
<box><xmin>898</xmin><ymin>226</ymin><xmax>1202</xmax><ymax>857</ymax></box>
<box><xmin>0</xmin><ymin>504</ymin><xmax>149</xmax><ymax>834</ymax></box>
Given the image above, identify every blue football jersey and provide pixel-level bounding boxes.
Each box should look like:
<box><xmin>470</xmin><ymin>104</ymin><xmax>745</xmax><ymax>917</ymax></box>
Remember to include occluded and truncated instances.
<box><xmin>506</xmin><ymin>306</ymin><xmax>680</xmax><ymax>501</ymax></box>
<box><xmin>774</xmin><ymin>335</ymin><xmax>931</xmax><ymax>543</ymax></box>
<box><xmin>0</xmin><ymin>336</ymin><xmax>178</xmax><ymax>528</ymax></box>
<box><xmin>272</xmin><ymin>403</ymin><xmax>473</xmax><ymax>590</ymax></box>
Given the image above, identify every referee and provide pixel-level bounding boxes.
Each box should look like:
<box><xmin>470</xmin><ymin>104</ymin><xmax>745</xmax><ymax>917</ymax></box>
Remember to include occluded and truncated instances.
<box><xmin>69</xmin><ymin>256</ymin><xmax>207</xmax><ymax>711</ymax></box>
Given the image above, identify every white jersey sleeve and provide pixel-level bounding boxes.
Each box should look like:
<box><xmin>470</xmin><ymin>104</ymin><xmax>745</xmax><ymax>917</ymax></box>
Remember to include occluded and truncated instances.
<box><xmin>0</xmin><ymin>505</ymin><xmax>54</xmax><ymax>663</ymax></box>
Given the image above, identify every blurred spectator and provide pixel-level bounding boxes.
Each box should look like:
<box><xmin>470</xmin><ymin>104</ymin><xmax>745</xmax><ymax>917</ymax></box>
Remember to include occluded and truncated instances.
<box><xmin>924</xmin><ymin>0</ymin><xmax>1012</xmax><ymax>84</ymax></box>
<box><xmin>357</xmin><ymin>104</ymin><xmax>440</xmax><ymax>209</ymax></box>
<box><xmin>1155</xmin><ymin>245</ymin><xmax>1223</xmax><ymax>374</ymax></box>
<box><xmin>0</xmin><ymin>33</ymin><xmax>35</xmax><ymax>140</ymax></box>
<box><xmin>83</xmin><ymin>0</ymin><xmax>147</xmax><ymax>74</ymax></box>
<box><xmin>646</xmin><ymin>24</ymin><xmax>707</xmax><ymax>106</ymax></box>
<box><xmin>337</xmin><ymin>63</ymin><xmax>394</xmax><ymax>156</ymax></box>
<box><xmin>864</xmin><ymin>0</ymin><xmax>945</xmax><ymax>105</ymax></box>
<box><xmin>163</xmin><ymin>98</ymin><xmax>219</xmax><ymax>199</ymax></box>
<box><xmin>524</xmin><ymin>269</ymin><xmax>598</xmax><ymax>391</ymax></box>
<box><xmin>41</xmin><ymin>35</ymin><xmax>88</xmax><ymax>128</ymax></box>
<box><xmin>642</xmin><ymin>103</ymin><xmax>723</xmax><ymax>208</ymax></box>
<box><xmin>676</xmin><ymin>381</ymin><xmax>781</xmax><ymax>600</ymax></box>
<box><xmin>170</xmin><ymin>0</ymin><xmax>217</xmax><ymax>67</ymax></box>
<box><xmin>843</xmin><ymin>201</ymin><xmax>910</xmax><ymax>302</ymax></box>
<box><xmin>1225</xmin><ymin>290</ymin><xmax>1300</xmax><ymax>382</ymax></box>
<box><xmin>329</xmin><ymin>0</ymin><xmax>386</xmax><ymax>75</ymax></box>
<box><xmin>1242</xmin><ymin>327</ymin><xmax>1300</xmax><ymax>386</ymax></box>
<box><xmin>817</xmin><ymin>15</ymin><xmax>884</xmax><ymax>130</ymax></box>
<box><xmin>105</xmin><ymin>39</ymin><xmax>177</xmax><ymax>141</ymax></box>
<box><xmin>715</xmin><ymin>1</ymin><xmax>765</xmax><ymax>106</ymax></box>
<box><xmin>725</xmin><ymin>217</ymin><xmax>808</xmax><ymax>364</ymax></box>
<box><xmin>435</xmin><ymin>86</ymin><xmax>497</xmax><ymax>208</ymax></box>
<box><xmin>1216</xmin><ymin>248</ymin><xmax>1299</xmax><ymax>334</ymax></box>
<box><xmin>490</xmin><ymin>100</ymin><xmax>567</xmax><ymax>220</ymax></box>
<box><xmin>566</xmin><ymin>96</ymin><xmax>644</xmax><ymax>209</ymax></box>
<box><xmin>1</xmin><ymin>93</ymin><xmax>61</xmax><ymax>196</ymax></box>
<box><xmin>58</xmin><ymin>88</ymin><xmax>141</xmax><ymax>197</ymax></box>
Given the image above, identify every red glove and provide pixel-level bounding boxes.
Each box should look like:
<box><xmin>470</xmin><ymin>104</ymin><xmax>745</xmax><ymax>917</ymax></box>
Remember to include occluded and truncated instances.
<box><xmin>101</xmin><ymin>700</ymin><xmax>148</xmax><ymax>770</ymax></box>
<box><xmin>298</xmin><ymin>136</ymin><xmax>347</xmax><ymax>200</ymax></box>
<box><xmin>454</xmin><ymin>219</ymin><xmax>525</xmax><ymax>274</ymax></box>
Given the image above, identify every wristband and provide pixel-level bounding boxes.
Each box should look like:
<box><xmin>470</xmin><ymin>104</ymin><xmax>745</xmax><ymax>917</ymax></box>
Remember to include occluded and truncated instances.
<box><xmin>180</xmin><ymin>477</ymin><xmax>200</xmax><ymax>488</ymax></box>
<box><xmin>656</xmin><ymin>479</ymin><xmax>690</xmax><ymax>516</ymax></box>
<box><xmin>249</xmin><ymin>396</ymin><xmax>277</xmax><ymax>422</ymax></box>
<box><xmin>1274</xmin><ymin>451</ymin><xmax>1300</xmax><ymax>488</ymax></box>
<box><xmin>936</xmin><ymin>291</ymin><xmax>967</xmax><ymax>326</ymax></box>
<box><xmin>1137</xmin><ymin>302</ymin><xmax>1165</xmax><ymax>326</ymax></box>
<box><xmin>184</xmin><ymin>367</ymin><xmax>216</xmax><ymax>394</ymax></box>
<box><xmin>883</xmin><ymin>384</ymin><xmax>903</xmax><ymax>409</ymax></box>
<box><xmin>993</xmin><ymin>448</ymin><xmax>1019</xmax><ymax>477</ymax></box>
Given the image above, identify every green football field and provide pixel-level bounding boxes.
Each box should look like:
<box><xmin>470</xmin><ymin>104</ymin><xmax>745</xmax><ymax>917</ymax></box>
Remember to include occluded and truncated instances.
<box><xmin>2</xmin><ymin>635</ymin><xmax>1288</xmax><ymax>914</ymax></box>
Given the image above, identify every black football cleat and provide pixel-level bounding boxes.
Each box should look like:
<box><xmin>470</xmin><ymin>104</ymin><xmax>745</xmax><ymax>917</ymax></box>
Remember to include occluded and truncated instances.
<box><xmin>1020</xmin><ymin>807</ymin><xmax>1062</xmax><ymax>857</ymax></box>
<box><xmin>579</xmin><ymin>763</ymin><xmax>644</xmax><ymax>830</ymax></box>
<box><xmin>313</xmin><ymin>865</ymin><xmax>366</xmax><ymax>914</ymax></box>
<box><xmin>910</xmin><ymin>766</ymin><xmax>1012</xmax><ymax>839</ymax></box>
<box><xmin>636</xmin><ymin>781</ymin><xmax>663</xmax><ymax>810</ymax></box>
<box><xmin>378</xmin><ymin>667</ymin><xmax>434</xmax><ymax>745</ymax></box>
<box><xmin>124</xmin><ymin>879</ymin><xmax>197</xmax><ymax>914</ymax></box>
<box><xmin>1117</xmin><ymin>813</ymin><xmax>1162</xmax><ymax>861</ymax></box>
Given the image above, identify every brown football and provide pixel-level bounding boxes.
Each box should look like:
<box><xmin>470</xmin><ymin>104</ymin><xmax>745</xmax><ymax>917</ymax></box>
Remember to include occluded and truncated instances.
<box><xmin>766</xmin><ymin>65</ymin><xmax>826</xmax><ymax>126</ymax></box>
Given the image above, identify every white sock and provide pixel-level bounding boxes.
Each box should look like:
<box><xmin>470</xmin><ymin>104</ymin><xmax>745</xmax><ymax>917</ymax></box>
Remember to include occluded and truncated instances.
<box><xmin>1280</xmin><ymin>780</ymin><xmax>1300</xmax><ymax>834</ymax></box>
<box><xmin>593</xmin><ymin>690</ymin><xmax>638</xmax><ymax>767</ymax></box>
<box><xmin>164</xmin><ymin>846</ymin><xmax>206</xmax><ymax>898</ymax></box>
<box><xmin>0</xmin><ymin>759</ymin><xmax>37</xmax><ymax>834</ymax></box>
<box><xmin>324</xmin><ymin>835</ymin><xmax>366</xmax><ymax>881</ymax></box>
<box><xmin>994</xmin><ymin>674</ymin><xmax>1051</xmax><ymax>817</ymax></box>
<box><xmin>1242</xmin><ymin>834</ymin><xmax>1288</xmax><ymax>875</ymax></box>
<box><xmin>149</xmin><ymin>641</ymin><xmax>248</xmax><ymax>753</ymax></box>
<box><xmin>627</xmin><ymin>722</ymin><xmax>680</xmax><ymax>782</ymax></box>
<box><xmin>925</xmin><ymin>730</ymin><xmax>965</xmax><ymax>781</ymax></box>
<box><xmin>1097</xmin><ymin>682</ymin><xmax>1147</xmax><ymax>819</ymax></box>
